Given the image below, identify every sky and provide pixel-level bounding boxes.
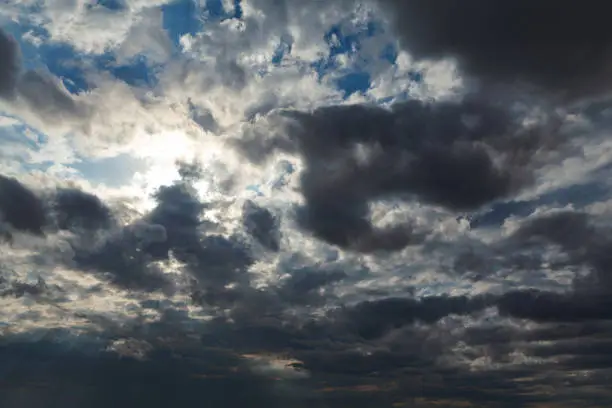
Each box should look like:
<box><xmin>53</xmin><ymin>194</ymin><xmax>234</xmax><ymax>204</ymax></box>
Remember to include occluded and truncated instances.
<box><xmin>2</xmin><ymin>1</ymin><xmax>612</xmax><ymax>407</ymax></box>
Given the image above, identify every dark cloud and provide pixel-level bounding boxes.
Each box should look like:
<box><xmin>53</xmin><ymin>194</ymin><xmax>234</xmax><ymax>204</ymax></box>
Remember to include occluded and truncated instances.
<box><xmin>378</xmin><ymin>1</ymin><xmax>612</xmax><ymax>100</ymax></box>
<box><xmin>243</xmin><ymin>200</ymin><xmax>281</xmax><ymax>251</ymax></box>
<box><xmin>281</xmin><ymin>269</ymin><xmax>346</xmax><ymax>296</ymax></box>
<box><xmin>275</xmin><ymin>268</ymin><xmax>347</xmax><ymax>307</ymax></box>
<box><xmin>469</xmin><ymin>211</ymin><xmax>612</xmax><ymax>325</ymax></box>
<box><xmin>3</xmin><ymin>301</ymin><xmax>608</xmax><ymax>408</ymax></box>
<box><xmin>514</xmin><ymin>211</ymin><xmax>612</xmax><ymax>290</ymax></box>
<box><xmin>17</xmin><ymin>70</ymin><xmax>85</xmax><ymax>120</ymax></box>
<box><xmin>0</xmin><ymin>277</ymin><xmax>47</xmax><ymax>298</ymax></box>
<box><xmin>0</xmin><ymin>175</ymin><xmax>122</xmax><ymax>238</ymax></box>
<box><xmin>0</xmin><ymin>28</ymin><xmax>20</xmax><ymax>98</ymax></box>
<box><xmin>53</xmin><ymin>188</ymin><xmax>114</xmax><ymax>231</ymax></box>
<box><xmin>61</xmin><ymin>164</ymin><xmax>253</xmax><ymax>295</ymax></box>
<box><xmin>497</xmin><ymin>289</ymin><xmax>612</xmax><ymax>322</ymax></box>
<box><xmin>239</xmin><ymin>99</ymin><xmax>556</xmax><ymax>251</ymax></box>
<box><xmin>0</xmin><ymin>339</ymin><xmax>292</xmax><ymax>408</ymax></box>
<box><xmin>339</xmin><ymin>294</ymin><xmax>492</xmax><ymax>340</ymax></box>
<box><xmin>0</xmin><ymin>28</ymin><xmax>84</xmax><ymax>121</ymax></box>
<box><xmin>469</xmin><ymin>181</ymin><xmax>610</xmax><ymax>229</ymax></box>
<box><xmin>144</xmin><ymin>179</ymin><xmax>253</xmax><ymax>290</ymax></box>
<box><xmin>70</xmin><ymin>224</ymin><xmax>175</xmax><ymax>292</ymax></box>
<box><xmin>0</xmin><ymin>174</ymin><xmax>46</xmax><ymax>236</ymax></box>
<box><xmin>4</xmin><ymin>8</ymin><xmax>612</xmax><ymax>407</ymax></box>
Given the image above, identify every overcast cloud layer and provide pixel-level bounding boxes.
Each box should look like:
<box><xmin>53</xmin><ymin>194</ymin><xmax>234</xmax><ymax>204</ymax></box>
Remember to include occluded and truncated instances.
<box><xmin>2</xmin><ymin>1</ymin><xmax>612</xmax><ymax>407</ymax></box>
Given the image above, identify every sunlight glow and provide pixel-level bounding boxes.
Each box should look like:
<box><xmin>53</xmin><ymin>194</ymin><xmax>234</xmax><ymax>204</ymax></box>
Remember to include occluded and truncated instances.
<box><xmin>129</xmin><ymin>131</ymin><xmax>218</xmax><ymax>211</ymax></box>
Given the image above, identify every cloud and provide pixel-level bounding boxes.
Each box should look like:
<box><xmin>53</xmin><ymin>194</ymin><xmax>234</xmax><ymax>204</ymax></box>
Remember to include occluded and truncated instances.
<box><xmin>4</xmin><ymin>2</ymin><xmax>612</xmax><ymax>406</ymax></box>
<box><xmin>14</xmin><ymin>162</ymin><xmax>249</xmax><ymax>296</ymax></box>
<box><xmin>497</xmin><ymin>289</ymin><xmax>612</xmax><ymax>322</ymax></box>
<box><xmin>16</xmin><ymin>70</ymin><xmax>88</xmax><ymax>122</ymax></box>
<box><xmin>0</xmin><ymin>338</ymin><xmax>294</xmax><ymax>408</ymax></box>
<box><xmin>376</xmin><ymin>1</ymin><xmax>612</xmax><ymax>101</ymax></box>
<box><xmin>53</xmin><ymin>188</ymin><xmax>114</xmax><ymax>231</ymax></box>
<box><xmin>336</xmin><ymin>294</ymin><xmax>493</xmax><ymax>340</ymax></box>
<box><xmin>0</xmin><ymin>27</ymin><xmax>90</xmax><ymax>132</ymax></box>
<box><xmin>2</xmin><ymin>167</ymin><xmax>612</xmax><ymax>405</ymax></box>
<box><xmin>513</xmin><ymin>211</ymin><xmax>612</xmax><ymax>291</ymax></box>
<box><xmin>0</xmin><ymin>173</ymin><xmax>119</xmax><ymax>238</ymax></box>
<box><xmin>0</xmin><ymin>28</ymin><xmax>19</xmax><ymax>98</ymax></box>
<box><xmin>0</xmin><ymin>174</ymin><xmax>46</xmax><ymax>236</ymax></box>
<box><xmin>238</xmin><ymin>98</ymin><xmax>558</xmax><ymax>251</ymax></box>
<box><xmin>243</xmin><ymin>199</ymin><xmax>281</xmax><ymax>251</ymax></box>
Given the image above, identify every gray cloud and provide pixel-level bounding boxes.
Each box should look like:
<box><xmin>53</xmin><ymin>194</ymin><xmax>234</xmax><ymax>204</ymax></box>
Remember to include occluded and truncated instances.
<box><xmin>16</xmin><ymin>70</ymin><xmax>86</xmax><ymax>120</ymax></box>
<box><xmin>53</xmin><ymin>188</ymin><xmax>114</xmax><ymax>231</ymax></box>
<box><xmin>70</xmin><ymin>224</ymin><xmax>175</xmax><ymax>293</ymax></box>
<box><xmin>514</xmin><ymin>211</ymin><xmax>612</xmax><ymax>290</ymax></box>
<box><xmin>449</xmin><ymin>210</ymin><xmax>612</xmax><ymax>325</ymax></box>
<box><xmin>377</xmin><ymin>1</ymin><xmax>612</xmax><ymax>101</ymax></box>
<box><xmin>5</xmin><ymin>5</ymin><xmax>612</xmax><ymax>406</ymax></box>
<box><xmin>0</xmin><ymin>174</ymin><xmax>46</xmax><ymax>237</ymax></box>
<box><xmin>337</xmin><ymin>294</ymin><xmax>493</xmax><ymax>340</ymax></box>
<box><xmin>239</xmin><ymin>99</ymin><xmax>557</xmax><ymax>251</ymax></box>
<box><xmin>0</xmin><ymin>339</ymin><xmax>291</xmax><ymax>408</ymax></box>
<box><xmin>4</xmin><ymin>169</ymin><xmax>612</xmax><ymax>406</ymax></box>
<box><xmin>0</xmin><ymin>28</ymin><xmax>85</xmax><ymax>123</ymax></box>
<box><xmin>144</xmin><ymin>178</ymin><xmax>253</xmax><ymax>292</ymax></box>
<box><xmin>497</xmin><ymin>289</ymin><xmax>612</xmax><ymax>322</ymax></box>
<box><xmin>242</xmin><ymin>200</ymin><xmax>281</xmax><ymax>252</ymax></box>
<box><xmin>53</xmin><ymin>163</ymin><xmax>254</xmax><ymax>295</ymax></box>
<box><xmin>0</xmin><ymin>28</ymin><xmax>20</xmax><ymax>98</ymax></box>
<box><xmin>0</xmin><ymin>175</ymin><xmax>120</xmax><ymax>238</ymax></box>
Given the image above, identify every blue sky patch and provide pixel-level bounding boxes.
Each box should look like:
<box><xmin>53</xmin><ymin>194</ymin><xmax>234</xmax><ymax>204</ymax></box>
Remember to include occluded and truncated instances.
<box><xmin>162</xmin><ymin>0</ymin><xmax>202</xmax><ymax>48</ymax></box>
<box><xmin>336</xmin><ymin>72</ymin><xmax>371</xmax><ymax>97</ymax></box>
<box><xmin>107</xmin><ymin>56</ymin><xmax>161</xmax><ymax>88</ymax></box>
<box><xmin>70</xmin><ymin>154</ymin><xmax>147</xmax><ymax>187</ymax></box>
<box><xmin>4</xmin><ymin>20</ymin><xmax>162</xmax><ymax>93</ymax></box>
<box><xmin>93</xmin><ymin>0</ymin><xmax>125</xmax><ymax>11</ymax></box>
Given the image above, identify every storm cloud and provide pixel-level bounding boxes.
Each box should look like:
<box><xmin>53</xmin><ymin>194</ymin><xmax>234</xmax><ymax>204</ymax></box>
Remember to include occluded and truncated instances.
<box><xmin>0</xmin><ymin>174</ymin><xmax>46</xmax><ymax>236</ymax></box>
<box><xmin>53</xmin><ymin>188</ymin><xmax>114</xmax><ymax>231</ymax></box>
<box><xmin>0</xmin><ymin>175</ymin><xmax>120</xmax><ymax>238</ymax></box>
<box><xmin>240</xmin><ymin>98</ymin><xmax>558</xmax><ymax>251</ymax></box>
<box><xmin>4</xmin><ymin>2</ymin><xmax>612</xmax><ymax>406</ymax></box>
<box><xmin>61</xmin><ymin>163</ymin><xmax>254</xmax><ymax>295</ymax></box>
<box><xmin>378</xmin><ymin>1</ymin><xmax>612</xmax><ymax>100</ymax></box>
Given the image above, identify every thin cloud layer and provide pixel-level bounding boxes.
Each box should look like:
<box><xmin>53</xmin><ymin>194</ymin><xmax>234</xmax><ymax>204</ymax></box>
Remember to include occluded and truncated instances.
<box><xmin>1</xmin><ymin>2</ymin><xmax>612</xmax><ymax>407</ymax></box>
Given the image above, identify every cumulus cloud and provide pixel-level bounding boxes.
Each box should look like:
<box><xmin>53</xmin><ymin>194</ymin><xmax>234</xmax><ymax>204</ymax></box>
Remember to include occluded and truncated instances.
<box><xmin>0</xmin><ymin>174</ymin><xmax>46</xmax><ymax>236</ymax></box>
<box><xmin>242</xmin><ymin>199</ymin><xmax>281</xmax><ymax>251</ymax></box>
<box><xmin>3</xmin><ymin>2</ymin><xmax>612</xmax><ymax>406</ymax></box>
<box><xmin>238</xmin><ymin>97</ymin><xmax>561</xmax><ymax>251</ymax></box>
<box><xmin>377</xmin><ymin>1</ymin><xmax>612</xmax><ymax>101</ymax></box>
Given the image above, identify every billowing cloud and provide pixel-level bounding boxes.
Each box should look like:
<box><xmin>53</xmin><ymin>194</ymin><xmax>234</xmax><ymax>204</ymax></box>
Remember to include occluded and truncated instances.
<box><xmin>243</xmin><ymin>199</ymin><xmax>281</xmax><ymax>251</ymax></box>
<box><xmin>53</xmin><ymin>188</ymin><xmax>114</xmax><ymax>231</ymax></box>
<box><xmin>238</xmin><ymin>98</ymin><xmax>560</xmax><ymax>251</ymax></box>
<box><xmin>377</xmin><ymin>1</ymin><xmax>612</xmax><ymax>100</ymax></box>
<box><xmin>2</xmin><ymin>2</ymin><xmax>612</xmax><ymax>406</ymax></box>
<box><xmin>0</xmin><ymin>174</ymin><xmax>46</xmax><ymax>236</ymax></box>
